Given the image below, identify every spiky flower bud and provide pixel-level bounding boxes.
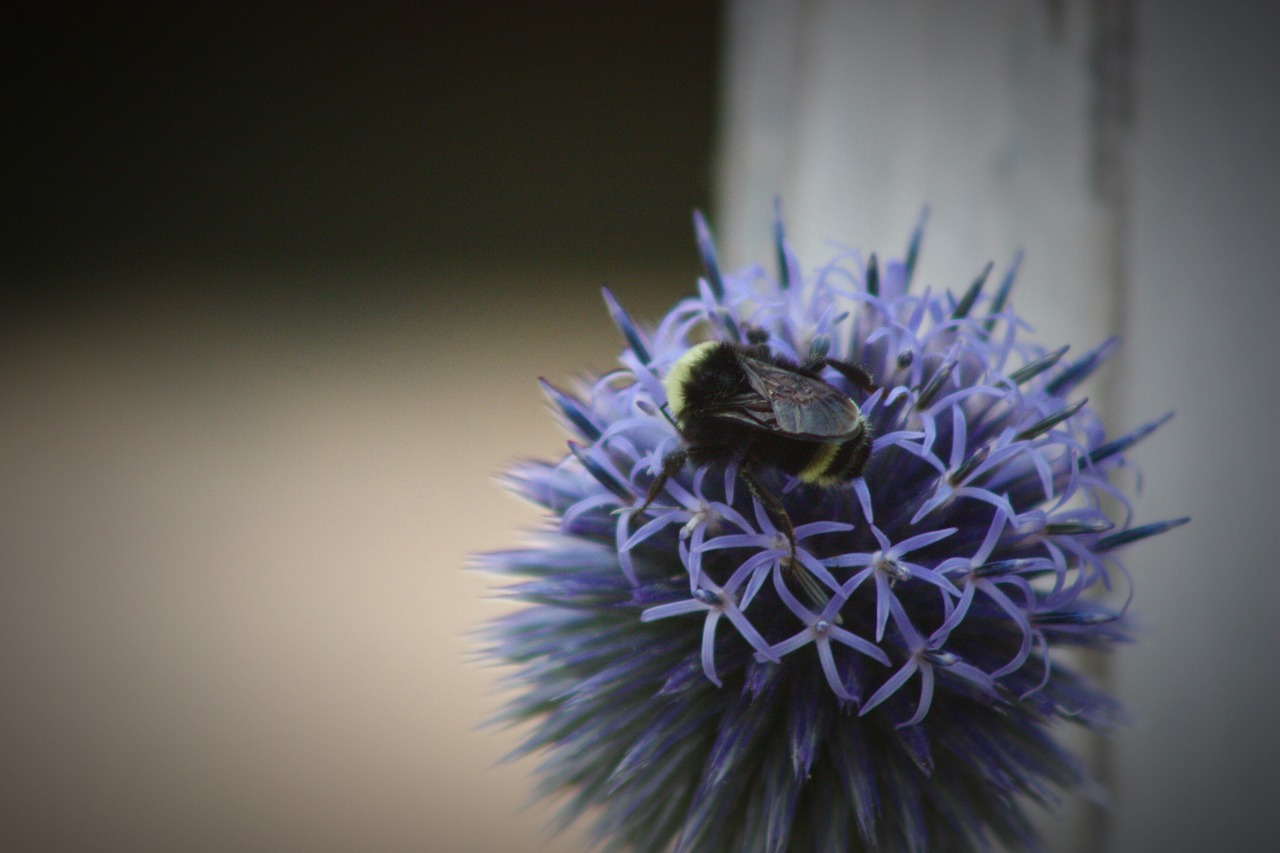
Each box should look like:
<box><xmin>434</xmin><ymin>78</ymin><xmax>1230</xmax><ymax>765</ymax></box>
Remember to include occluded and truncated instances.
<box><xmin>477</xmin><ymin>210</ymin><xmax>1185</xmax><ymax>852</ymax></box>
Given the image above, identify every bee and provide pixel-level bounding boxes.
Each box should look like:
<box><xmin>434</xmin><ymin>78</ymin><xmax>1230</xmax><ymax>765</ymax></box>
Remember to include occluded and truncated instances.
<box><xmin>636</xmin><ymin>328</ymin><xmax>875</xmax><ymax>605</ymax></box>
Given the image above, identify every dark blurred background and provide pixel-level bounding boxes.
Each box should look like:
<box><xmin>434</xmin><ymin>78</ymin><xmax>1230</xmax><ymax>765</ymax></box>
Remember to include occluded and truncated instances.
<box><xmin>1</xmin><ymin>5</ymin><xmax>721</xmax><ymax>851</ymax></box>
<box><xmin>4</xmin><ymin>2</ymin><xmax>719</xmax><ymax>316</ymax></box>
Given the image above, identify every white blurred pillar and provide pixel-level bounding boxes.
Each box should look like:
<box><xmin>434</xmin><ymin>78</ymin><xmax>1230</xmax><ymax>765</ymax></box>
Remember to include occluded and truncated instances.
<box><xmin>715</xmin><ymin>0</ymin><xmax>1125</xmax><ymax>359</ymax></box>
<box><xmin>715</xmin><ymin>1</ymin><xmax>1280</xmax><ymax>851</ymax></box>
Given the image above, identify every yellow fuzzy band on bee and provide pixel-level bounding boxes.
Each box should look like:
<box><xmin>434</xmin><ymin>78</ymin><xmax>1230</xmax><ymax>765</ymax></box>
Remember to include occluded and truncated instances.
<box><xmin>797</xmin><ymin>443</ymin><xmax>841</xmax><ymax>484</ymax></box>
<box><xmin>664</xmin><ymin>341</ymin><xmax>717</xmax><ymax>418</ymax></box>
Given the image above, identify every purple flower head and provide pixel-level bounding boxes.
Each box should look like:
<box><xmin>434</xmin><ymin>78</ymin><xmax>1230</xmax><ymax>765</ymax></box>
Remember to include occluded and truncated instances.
<box><xmin>478</xmin><ymin>209</ymin><xmax>1186</xmax><ymax>851</ymax></box>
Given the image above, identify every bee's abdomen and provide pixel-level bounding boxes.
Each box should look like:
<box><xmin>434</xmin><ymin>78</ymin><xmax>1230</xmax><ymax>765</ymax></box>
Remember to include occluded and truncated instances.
<box><xmin>796</xmin><ymin>428</ymin><xmax>871</xmax><ymax>487</ymax></box>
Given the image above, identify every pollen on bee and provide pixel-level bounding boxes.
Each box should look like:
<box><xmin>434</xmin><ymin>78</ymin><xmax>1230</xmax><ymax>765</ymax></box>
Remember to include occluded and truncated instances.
<box><xmin>797</xmin><ymin>443</ymin><xmax>841</xmax><ymax>484</ymax></box>
<box><xmin>662</xmin><ymin>340</ymin><xmax>717</xmax><ymax>418</ymax></box>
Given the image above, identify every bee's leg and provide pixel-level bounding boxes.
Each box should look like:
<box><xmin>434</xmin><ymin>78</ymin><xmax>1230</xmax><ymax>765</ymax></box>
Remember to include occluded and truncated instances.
<box><xmin>634</xmin><ymin>450</ymin><xmax>688</xmax><ymax>514</ymax></box>
<box><xmin>738</xmin><ymin>464</ymin><xmax>836</xmax><ymax>618</ymax></box>
<box><xmin>820</xmin><ymin>358</ymin><xmax>879</xmax><ymax>394</ymax></box>
<box><xmin>737</xmin><ymin>463</ymin><xmax>797</xmax><ymax>564</ymax></box>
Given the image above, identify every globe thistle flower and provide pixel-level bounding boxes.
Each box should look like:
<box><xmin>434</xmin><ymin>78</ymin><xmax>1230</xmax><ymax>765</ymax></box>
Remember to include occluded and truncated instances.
<box><xmin>478</xmin><ymin>209</ymin><xmax>1186</xmax><ymax>852</ymax></box>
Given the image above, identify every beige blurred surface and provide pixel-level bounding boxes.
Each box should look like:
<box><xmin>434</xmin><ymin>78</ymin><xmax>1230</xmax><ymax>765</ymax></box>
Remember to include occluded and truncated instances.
<box><xmin>0</xmin><ymin>268</ymin><xmax>686</xmax><ymax>851</ymax></box>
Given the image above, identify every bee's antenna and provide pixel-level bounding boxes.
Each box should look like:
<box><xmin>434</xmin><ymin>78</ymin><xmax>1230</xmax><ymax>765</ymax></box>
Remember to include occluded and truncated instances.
<box><xmin>658</xmin><ymin>402</ymin><xmax>679</xmax><ymax>430</ymax></box>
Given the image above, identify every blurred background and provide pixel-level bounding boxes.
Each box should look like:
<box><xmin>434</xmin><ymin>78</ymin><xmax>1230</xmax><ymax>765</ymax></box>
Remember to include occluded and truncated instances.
<box><xmin>1</xmin><ymin>2</ymin><xmax>1277</xmax><ymax>852</ymax></box>
<box><xmin>3</xmin><ymin>4</ymin><xmax>715</xmax><ymax>851</ymax></box>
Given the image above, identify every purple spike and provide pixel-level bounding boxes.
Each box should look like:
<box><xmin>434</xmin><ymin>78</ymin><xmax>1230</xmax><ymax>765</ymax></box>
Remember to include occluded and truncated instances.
<box><xmin>772</xmin><ymin>197</ymin><xmax>797</xmax><ymax>290</ymax></box>
<box><xmin>951</xmin><ymin>260</ymin><xmax>993</xmax><ymax>319</ymax></box>
<box><xmin>602</xmin><ymin>286</ymin><xmax>651</xmax><ymax>365</ymax></box>
<box><xmin>983</xmin><ymin>249</ymin><xmax>1022</xmax><ymax>332</ymax></box>
<box><xmin>1045</xmin><ymin>336</ymin><xmax>1120</xmax><ymax>395</ymax></box>
<box><xmin>567</xmin><ymin>441</ymin><xmax>633</xmax><ymax>501</ymax></box>
<box><xmin>693</xmin><ymin>210</ymin><xmax>724</xmax><ymax>299</ymax></box>
<box><xmin>1081</xmin><ymin>410</ymin><xmax>1174</xmax><ymax>469</ymax></box>
<box><xmin>904</xmin><ymin>206</ymin><xmax>929</xmax><ymax>289</ymax></box>
<box><xmin>1015</xmin><ymin>397</ymin><xmax>1088</xmax><ymax>441</ymax></box>
<box><xmin>1008</xmin><ymin>344</ymin><xmax>1070</xmax><ymax>386</ymax></box>
<box><xmin>539</xmin><ymin>378</ymin><xmax>602</xmax><ymax>441</ymax></box>
<box><xmin>1095</xmin><ymin>516</ymin><xmax>1190</xmax><ymax>552</ymax></box>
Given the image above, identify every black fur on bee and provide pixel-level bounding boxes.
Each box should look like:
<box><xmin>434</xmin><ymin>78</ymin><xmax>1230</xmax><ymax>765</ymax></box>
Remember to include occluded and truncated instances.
<box><xmin>635</xmin><ymin>329</ymin><xmax>876</xmax><ymax>609</ymax></box>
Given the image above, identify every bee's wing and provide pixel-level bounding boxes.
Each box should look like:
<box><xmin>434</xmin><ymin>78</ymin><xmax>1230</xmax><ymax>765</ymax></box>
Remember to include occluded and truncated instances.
<box><xmin>698</xmin><ymin>393</ymin><xmax>778</xmax><ymax>429</ymax></box>
<box><xmin>737</xmin><ymin>355</ymin><xmax>862</xmax><ymax>439</ymax></box>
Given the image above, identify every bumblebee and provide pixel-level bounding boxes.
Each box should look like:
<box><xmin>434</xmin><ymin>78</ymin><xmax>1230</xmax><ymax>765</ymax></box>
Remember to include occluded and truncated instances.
<box><xmin>637</xmin><ymin>329</ymin><xmax>875</xmax><ymax>601</ymax></box>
